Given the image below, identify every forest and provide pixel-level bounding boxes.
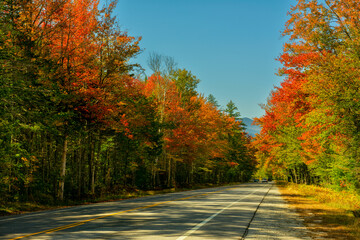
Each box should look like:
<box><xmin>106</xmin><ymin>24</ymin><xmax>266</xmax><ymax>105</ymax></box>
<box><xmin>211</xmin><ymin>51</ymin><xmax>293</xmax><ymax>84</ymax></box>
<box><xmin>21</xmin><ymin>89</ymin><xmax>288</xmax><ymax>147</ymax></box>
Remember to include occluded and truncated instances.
<box><xmin>253</xmin><ymin>0</ymin><xmax>360</xmax><ymax>193</ymax></box>
<box><xmin>0</xmin><ymin>0</ymin><xmax>256</xmax><ymax>204</ymax></box>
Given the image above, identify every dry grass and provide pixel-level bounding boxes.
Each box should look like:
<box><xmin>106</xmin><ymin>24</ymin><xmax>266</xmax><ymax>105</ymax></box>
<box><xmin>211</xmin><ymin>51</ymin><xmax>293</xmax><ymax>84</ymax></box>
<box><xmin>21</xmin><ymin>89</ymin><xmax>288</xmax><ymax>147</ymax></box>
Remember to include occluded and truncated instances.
<box><xmin>0</xmin><ymin>202</ymin><xmax>68</xmax><ymax>216</ymax></box>
<box><xmin>278</xmin><ymin>182</ymin><xmax>360</xmax><ymax>240</ymax></box>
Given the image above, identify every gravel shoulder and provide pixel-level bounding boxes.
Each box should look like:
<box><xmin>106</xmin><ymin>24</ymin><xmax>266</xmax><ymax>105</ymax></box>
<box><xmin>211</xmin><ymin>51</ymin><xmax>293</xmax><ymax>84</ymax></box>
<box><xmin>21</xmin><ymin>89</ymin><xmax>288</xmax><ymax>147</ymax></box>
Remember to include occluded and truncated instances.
<box><xmin>245</xmin><ymin>183</ymin><xmax>311</xmax><ymax>240</ymax></box>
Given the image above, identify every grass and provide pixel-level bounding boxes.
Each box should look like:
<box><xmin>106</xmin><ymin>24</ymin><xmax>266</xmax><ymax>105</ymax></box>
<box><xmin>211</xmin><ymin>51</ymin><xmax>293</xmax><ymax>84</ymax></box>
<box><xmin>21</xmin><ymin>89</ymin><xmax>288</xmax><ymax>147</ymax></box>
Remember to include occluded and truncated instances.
<box><xmin>0</xmin><ymin>202</ymin><xmax>58</xmax><ymax>216</ymax></box>
<box><xmin>277</xmin><ymin>181</ymin><xmax>360</xmax><ymax>239</ymax></box>
<box><xmin>0</xmin><ymin>182</ymin><xmax>238</xmax><ymax>216</ymax></box>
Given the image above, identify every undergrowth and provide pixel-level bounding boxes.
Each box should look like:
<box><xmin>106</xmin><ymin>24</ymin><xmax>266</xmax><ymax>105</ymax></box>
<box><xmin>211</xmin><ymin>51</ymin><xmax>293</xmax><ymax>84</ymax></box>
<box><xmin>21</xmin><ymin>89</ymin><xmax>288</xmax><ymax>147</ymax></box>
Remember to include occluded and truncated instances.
<box><xmin>278</xmin><ymin>181</ymin><xmax>360</xmax><ymax>239</ymax></box>
<box><xmin>281</xmin><ymin>182</ymin><xmax>360</xmax><ymax>211</ymax></box>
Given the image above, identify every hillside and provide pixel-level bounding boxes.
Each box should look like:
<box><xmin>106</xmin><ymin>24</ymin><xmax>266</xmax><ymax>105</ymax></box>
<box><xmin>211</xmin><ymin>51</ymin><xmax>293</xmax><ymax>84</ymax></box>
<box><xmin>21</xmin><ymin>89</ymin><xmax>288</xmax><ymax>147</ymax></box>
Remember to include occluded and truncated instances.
<box><xmin>242</xmin><ymin>117</ymin><xmax>261</xmax><ymax>137</ymax></box>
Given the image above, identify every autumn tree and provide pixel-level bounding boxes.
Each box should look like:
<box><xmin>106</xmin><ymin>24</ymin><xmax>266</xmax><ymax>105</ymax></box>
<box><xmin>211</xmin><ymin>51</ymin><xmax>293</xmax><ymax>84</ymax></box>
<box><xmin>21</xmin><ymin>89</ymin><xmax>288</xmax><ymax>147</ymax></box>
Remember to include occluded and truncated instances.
<box><xmin>0</xmin><ymin>0</ymin><xmax>257</xmax><ymax>207</ymax></box>
<box><xmin>0</xmin><ymin>0</ymin><xmax>146</xmax><ymax>202</ymax></box>
<box><xmin>253</xmin><ymin>0</ymin><xmax>360</xmax><ymax>191</ymax></box>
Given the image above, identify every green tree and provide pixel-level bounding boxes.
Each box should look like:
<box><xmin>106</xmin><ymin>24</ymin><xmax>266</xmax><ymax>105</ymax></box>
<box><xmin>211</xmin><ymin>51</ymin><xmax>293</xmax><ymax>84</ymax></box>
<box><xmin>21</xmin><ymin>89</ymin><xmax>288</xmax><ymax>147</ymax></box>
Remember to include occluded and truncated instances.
<box><xmin>207</xmin><ymin>94</ymin><xmax>220</xmax><ymax>108</ymax></box>
<box><xmin>172</xmin><ymin>69</ymin><xmax>200</xmax><ymax>104</ymax></box>
<box><xmin>224</xmin><ymin>101</ymin><xmax>255</xmax><ymax>182</ymax></box>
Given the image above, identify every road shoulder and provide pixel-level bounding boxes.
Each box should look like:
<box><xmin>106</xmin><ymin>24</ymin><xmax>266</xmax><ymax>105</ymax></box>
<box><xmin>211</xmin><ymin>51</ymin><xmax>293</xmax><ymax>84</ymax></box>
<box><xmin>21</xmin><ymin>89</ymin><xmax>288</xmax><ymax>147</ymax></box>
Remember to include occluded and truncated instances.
<box><xmin>245</xmin><ymin>183</ymin><xmax>311</xmax><ymax>240</ymax></box>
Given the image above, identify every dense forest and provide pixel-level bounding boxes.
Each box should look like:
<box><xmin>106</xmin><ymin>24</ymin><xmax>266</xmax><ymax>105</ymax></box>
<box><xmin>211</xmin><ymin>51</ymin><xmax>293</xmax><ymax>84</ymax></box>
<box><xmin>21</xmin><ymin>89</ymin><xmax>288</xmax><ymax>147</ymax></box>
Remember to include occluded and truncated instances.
<box><xmin>0</xmin><ymin>0</ymin><xmax>256</xmax><ymax>204</ymax></box>
<box><xmin>253</xmin><ymin>0</ymin><xmax>360</xmax><ymax>193</ymax></box>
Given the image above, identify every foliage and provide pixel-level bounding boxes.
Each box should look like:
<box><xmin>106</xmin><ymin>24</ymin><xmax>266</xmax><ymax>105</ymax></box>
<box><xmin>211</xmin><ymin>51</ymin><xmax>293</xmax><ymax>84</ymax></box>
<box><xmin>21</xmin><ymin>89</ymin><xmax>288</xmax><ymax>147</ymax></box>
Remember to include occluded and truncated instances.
<box><xmin>0</xmin><ymin>0</ymin><xmax>256</xmax><ymax>204</ymax></box>
<box><xmin>253</xmin><ymin>0</ymin><xmax>360</xmax><ymax>193</ymax></box>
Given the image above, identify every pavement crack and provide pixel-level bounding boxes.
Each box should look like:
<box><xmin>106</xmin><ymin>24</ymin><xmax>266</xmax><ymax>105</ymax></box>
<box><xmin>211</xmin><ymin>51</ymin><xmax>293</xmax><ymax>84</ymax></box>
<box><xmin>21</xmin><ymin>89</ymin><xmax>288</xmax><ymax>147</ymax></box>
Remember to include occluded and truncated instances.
<box><xmin>240</xmin><ymin>184</ymin><xmax>273</xmax><ymax>240</ymax></box>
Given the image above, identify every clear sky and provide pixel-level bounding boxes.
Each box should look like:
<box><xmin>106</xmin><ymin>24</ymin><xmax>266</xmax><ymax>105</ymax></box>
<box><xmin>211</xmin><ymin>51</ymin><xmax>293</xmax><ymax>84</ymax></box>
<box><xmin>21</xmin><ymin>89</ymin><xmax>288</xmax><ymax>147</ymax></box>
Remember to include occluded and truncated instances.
<box><xmin>112</xmin><ymin>0</ymin><xmax>297</xmax><ymax>119</ymax></box>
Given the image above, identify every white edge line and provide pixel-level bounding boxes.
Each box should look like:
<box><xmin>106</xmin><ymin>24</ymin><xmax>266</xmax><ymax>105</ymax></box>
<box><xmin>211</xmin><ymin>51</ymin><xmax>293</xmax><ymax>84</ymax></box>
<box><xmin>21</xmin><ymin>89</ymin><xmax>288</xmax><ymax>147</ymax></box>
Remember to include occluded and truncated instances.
<box><xmin>176</xmin><ymin>188</ymin><xmax>260</xmax><ymax>240</ymax></box>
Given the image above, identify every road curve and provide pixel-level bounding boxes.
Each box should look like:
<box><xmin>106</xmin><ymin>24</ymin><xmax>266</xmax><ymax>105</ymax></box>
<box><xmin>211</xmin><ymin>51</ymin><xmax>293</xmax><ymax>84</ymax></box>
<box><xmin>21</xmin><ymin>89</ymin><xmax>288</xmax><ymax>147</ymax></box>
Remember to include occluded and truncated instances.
<box><xmin>1</xmin><ymin>183</ymin><xmax>274</xmax><ymax>240</ymax></box>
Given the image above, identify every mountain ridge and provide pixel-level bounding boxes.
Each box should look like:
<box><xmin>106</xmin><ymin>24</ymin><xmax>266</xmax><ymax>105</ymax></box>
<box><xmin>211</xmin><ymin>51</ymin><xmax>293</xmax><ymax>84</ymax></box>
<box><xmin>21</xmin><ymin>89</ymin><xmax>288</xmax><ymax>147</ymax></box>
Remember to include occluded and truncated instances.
<box><xmin>241</xmin><ymin>117</ymin><xmax>261</xmax><ymax>137</ymax></box>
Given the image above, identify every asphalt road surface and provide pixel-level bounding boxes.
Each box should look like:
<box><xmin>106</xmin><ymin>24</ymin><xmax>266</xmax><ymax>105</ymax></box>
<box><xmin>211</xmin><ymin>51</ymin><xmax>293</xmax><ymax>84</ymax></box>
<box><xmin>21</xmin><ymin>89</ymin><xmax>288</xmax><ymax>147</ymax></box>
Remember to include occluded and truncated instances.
<box><xmin>0</xmin><ymin>183</ymin><xmax>307</xmax><ymax>240</ymax></box>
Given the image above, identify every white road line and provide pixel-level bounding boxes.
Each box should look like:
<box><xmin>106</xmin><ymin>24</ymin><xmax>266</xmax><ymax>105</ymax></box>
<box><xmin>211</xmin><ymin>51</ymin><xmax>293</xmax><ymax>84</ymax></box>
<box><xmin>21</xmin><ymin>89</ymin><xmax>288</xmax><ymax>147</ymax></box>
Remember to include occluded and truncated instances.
<box><xmin>176</xmin><ymin>187</ymin><xmax>264</xmax><ymax>240</ymax></box>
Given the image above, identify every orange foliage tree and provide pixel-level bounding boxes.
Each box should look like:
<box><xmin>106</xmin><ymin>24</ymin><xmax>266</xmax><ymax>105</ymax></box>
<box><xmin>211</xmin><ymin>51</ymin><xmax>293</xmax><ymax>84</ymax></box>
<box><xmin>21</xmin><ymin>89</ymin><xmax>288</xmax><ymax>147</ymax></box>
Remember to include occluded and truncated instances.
<box><xmin>253</xmin><ymin>0</ymin><xmax>360</xmax><ymax>190</ymax></box>
<box><xmin>144</xmin><ymin>71</ymin><xmax>255</xmax><ymax>187</ymax></box>
<box><xmin>0</xmin><ymin>0</ymin><xmax>256</xmax><ymax>204</ymax></box>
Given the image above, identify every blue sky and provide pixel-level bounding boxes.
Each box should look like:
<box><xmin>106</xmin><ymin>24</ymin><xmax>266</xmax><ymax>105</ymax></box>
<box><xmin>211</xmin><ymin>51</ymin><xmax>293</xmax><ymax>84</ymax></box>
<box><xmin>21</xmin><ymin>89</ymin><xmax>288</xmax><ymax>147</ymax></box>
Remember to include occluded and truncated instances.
<box><xmin>113</xmin><ymin>0</ymin><xmax>297</xmax><ymax>118</ymax></box>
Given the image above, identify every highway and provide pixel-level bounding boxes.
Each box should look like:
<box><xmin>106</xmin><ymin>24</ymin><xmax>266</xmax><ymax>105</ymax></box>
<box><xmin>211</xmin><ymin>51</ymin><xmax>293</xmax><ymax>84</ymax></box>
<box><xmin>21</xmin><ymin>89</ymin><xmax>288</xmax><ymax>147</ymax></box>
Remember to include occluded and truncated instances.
<box><xmin>1</xmin><ymin>183</ymin><xmax>274</xmax><ymax>240</ymax></box>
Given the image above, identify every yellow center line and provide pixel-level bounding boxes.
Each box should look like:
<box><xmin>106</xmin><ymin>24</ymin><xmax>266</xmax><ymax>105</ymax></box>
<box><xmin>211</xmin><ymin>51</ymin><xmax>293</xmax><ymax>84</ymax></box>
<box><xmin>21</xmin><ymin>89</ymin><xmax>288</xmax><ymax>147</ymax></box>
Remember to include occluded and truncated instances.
<box><xmin>9</xmin><ymin>186</ymin><xmax>239</xmax><ymax>240</ymax></box>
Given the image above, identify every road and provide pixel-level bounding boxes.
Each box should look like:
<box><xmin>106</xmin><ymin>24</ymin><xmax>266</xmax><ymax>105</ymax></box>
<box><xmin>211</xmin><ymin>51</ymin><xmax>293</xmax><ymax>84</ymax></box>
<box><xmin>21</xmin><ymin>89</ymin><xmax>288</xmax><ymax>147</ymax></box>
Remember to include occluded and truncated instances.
<box><xmin>1</xmin><ymin>183</ymin><xmax>278</xmax><ymax>240</ymax></box>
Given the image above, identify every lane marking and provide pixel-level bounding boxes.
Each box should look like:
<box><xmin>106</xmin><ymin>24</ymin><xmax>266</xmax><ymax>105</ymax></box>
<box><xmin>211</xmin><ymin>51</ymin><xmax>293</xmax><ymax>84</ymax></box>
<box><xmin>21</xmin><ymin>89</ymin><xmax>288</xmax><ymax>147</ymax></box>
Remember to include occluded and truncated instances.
<box><xmin>240</xmin><ymin>183</ymin><xmax>274</xmax><ymax>240</ymax></box>
<box><xmin>8</xmin><ymin>186</ymin><xmax>241</xmax><ymax>240</ymax></box>
<box><xmin>176</xmin><ymin>185</ymin><xmax>270</xmax><ymax>240</ymax></box>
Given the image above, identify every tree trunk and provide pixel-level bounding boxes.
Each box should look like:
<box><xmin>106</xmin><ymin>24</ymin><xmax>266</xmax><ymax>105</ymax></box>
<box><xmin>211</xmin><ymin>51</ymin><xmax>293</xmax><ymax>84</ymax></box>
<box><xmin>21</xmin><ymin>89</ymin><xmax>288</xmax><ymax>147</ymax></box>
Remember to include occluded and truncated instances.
<box><xmin>91</xmin><ymin>164</ymin><xmax>95</xmax><ymax>194</ymax></box>
<box><xmin>167</xmin><ymin>157</ymin><xmax>171</xmax><ymax>188</ymax></box>
<box><xmin>58</xmin><ymin>135</ymin><xmax>68</xmax><ymax>201</ymax></box>
<box><xmin>172</xmin><ymin>159</ymin><xmax>176</xmax><ymax>188</ymax></box>
<box><xmin>88</xmin><ymin>133</ymin><xmax>95</xmax><ymax>195</ymax></box>
<box><xmin>153</xmin><ymin>157</ymin><xmax>158</xmax><ymax>188</ymax></box>
<box><xmin>293</xmin><ymin>169</ymin><xmax>298</xmax><ymax>184</ymax></box>
<box><xmin>78</xmin><ymin>139</ymin><xmax>82</xmax><ymax>199</ymax></box>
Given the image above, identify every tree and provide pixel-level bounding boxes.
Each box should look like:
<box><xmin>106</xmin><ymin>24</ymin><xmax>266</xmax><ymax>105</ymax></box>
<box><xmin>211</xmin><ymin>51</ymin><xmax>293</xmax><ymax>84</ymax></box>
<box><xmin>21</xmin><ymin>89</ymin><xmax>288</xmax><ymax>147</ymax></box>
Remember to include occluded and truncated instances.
<box><xmin>0</xmin><ymin>0</ymin><xmax>257</xmax><ymax>205</ymax></box>
<box><xmin>207</xmin><ymin>94</ymin><xmax>220</xmax><ymax>108</ymax></box>
<box><xmin>253</xmin><ymin>0</ymin><xmax>360</xmax><ymax>190</ymax></box>
<box><xmin>224</xmin><ymin>101</ymin><xmax>255</xmax><ymax>182</ymax></box>
<box><xmin>0</xmin><ymin>0</ymin><xmax>144</xmax><ymax>202</ymax></box>
<box><xmin>225</xmin><ymin>100</ymin><xmax>242</xmax><ymax>122</ymax></box>
<box><xmin>171</xmin><ymin>69</ymin><xmax>200</xmax><ymax>104</ymax></box>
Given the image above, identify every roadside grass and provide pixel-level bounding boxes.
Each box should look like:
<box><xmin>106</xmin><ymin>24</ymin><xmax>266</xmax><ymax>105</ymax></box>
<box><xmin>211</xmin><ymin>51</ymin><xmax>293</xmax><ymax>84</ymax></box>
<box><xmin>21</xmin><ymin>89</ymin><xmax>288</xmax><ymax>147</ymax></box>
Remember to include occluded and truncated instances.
<box><xmin>0</xmin><ymin>182</ymin><xmax>240</xmax><ymax>216</ymax></box>
<box><xmin>277</xmin><ymin>181</ymin><xmax>360</xmax><ymax>239</ymax></box>
<box><xmin>0</xmin><ymin>202</ymin><xmax>56</xmax><ymax>216</ymax></box>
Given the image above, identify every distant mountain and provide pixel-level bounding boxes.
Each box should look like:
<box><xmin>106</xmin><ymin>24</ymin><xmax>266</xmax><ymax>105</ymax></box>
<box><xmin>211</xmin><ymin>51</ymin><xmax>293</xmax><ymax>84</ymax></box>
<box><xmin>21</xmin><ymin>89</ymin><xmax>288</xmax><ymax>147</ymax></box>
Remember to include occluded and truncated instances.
<box><xmin>242</xmin><ymin>117</ymin><xmax>261</xmax><ymax>137</ymax></box>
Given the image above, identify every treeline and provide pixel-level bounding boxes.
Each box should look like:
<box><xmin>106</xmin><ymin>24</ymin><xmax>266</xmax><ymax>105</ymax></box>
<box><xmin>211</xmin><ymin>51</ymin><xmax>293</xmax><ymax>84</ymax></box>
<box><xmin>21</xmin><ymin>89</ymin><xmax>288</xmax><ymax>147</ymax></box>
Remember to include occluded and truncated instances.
<box><xmin>253</xmin><ymin>0</ymin><xmax>360</xmax><ymax>192</ymax></box>
<box><xmin>0</xmin><ymin>0</ymin><xmax>255</xmax><ymax>203</ymax></box>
